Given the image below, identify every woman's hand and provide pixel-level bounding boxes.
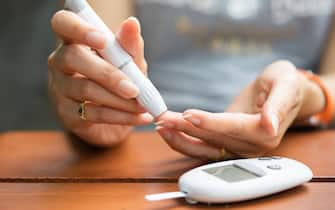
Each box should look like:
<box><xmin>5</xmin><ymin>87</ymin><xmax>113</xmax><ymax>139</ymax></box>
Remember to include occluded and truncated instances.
<box><xmin>156</xmin><ymin>61</ymin><xmax>325</xmax><ymax>160</ymax></box>
<box><xmin>48</xmin><ymin>11</ymin><xmax>153</xmax><ymax>147</ymax></box>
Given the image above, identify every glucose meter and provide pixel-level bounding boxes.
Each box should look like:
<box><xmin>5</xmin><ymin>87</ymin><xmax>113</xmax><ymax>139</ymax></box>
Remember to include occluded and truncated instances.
<box><xmin>146</xmin><ymin>157</ymin><xmax>312</xmax><ymax>204</ymax></box>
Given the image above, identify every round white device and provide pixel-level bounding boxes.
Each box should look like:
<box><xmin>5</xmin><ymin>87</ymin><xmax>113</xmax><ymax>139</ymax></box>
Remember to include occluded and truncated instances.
<box><xmin>146</xmin><ymin>157</ymin><xmax>313</xmax><ymax>204</ymax></box>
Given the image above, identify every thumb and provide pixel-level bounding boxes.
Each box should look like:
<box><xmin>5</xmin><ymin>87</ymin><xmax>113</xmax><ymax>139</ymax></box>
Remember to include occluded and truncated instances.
<box><xmin>116</xmin><ymin>17</ymin><xmax>147</xmax><ymax>75</ymax></box>
<box><xmin>261</xmin><ymin>101</ymin><xmax>280</xmax><ymax>137</ymax></box>
<box><xmin>260</xmin><ymin>79</ymin><xmax>301</xmax><ymax>137</ymax></box>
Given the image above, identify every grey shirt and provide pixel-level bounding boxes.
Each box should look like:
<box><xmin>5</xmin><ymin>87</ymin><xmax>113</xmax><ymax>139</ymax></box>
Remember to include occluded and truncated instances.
<box><xmin>137</xmin><ymin>0</ymin><xmax>334</xmax><ymax>112</ymax></box>
<box><xmin>0</xmin><ymin>0</ymin><xmax>333</xmax><ymax>131</ymax></box>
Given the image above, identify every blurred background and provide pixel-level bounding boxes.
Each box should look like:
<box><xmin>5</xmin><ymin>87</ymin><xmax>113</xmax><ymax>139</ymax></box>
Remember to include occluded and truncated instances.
<box><xmin>0</xmin><ymin>1</ymin><xmax>60</xmax><ymax>131</ymax></box>
<box><xmin>0</xmin><ymin>0</ymin><xmax>334</xmax><ymax>132</ymax></box>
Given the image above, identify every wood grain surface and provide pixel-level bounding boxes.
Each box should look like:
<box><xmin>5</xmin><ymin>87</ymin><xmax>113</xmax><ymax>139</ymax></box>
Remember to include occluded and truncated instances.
<box><xmin>0</xmin><ymin>183</ymin><xmax>333</xmax><ymax>210</ymax></box>
<box><xmin>0</xmin><ymin>131</ymin><xmax>334</xmax><ymax>209</ymax></box>
<box><xmin>0</xmin><ymin>131</ymin><xmax>334</xmax><ymax>179</ymax></box>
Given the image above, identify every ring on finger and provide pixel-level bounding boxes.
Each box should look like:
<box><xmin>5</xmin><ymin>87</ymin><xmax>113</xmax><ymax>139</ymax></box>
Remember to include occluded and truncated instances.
<box><xmin>78</xmin><ymin>101</ymin><xmax>88</xmax><ymax>120</ymax></box>
<box><xmin>220</xmin><ymin>148</ymin><xmax>234</xmax><ymax>160</ymax></box>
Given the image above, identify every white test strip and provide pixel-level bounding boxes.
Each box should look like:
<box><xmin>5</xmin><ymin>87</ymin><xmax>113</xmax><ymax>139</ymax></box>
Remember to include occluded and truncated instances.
<box><xmin>145</xmin><ymin>191</ymin><xmax>186</xmax><ymax>201</ymax></box>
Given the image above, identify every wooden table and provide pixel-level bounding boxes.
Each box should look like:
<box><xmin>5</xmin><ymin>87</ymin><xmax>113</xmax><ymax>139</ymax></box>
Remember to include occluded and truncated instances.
<box><xmin>0</xmin><ymin>130</ymin><xmax>334</xmax><ymax>209</ymax></box>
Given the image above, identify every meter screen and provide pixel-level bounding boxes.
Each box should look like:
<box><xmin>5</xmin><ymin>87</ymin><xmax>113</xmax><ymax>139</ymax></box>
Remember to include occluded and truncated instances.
<box><xmin>203</xmin><ymin>164</ymin><xmax>260</xmax><ymax>182</ymax></box>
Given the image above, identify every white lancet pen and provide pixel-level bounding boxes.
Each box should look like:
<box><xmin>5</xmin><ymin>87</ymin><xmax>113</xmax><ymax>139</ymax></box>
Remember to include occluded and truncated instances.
<box><xmin>65</xmin><ymin>0</ymin><xmax>167</xmax><ymax>117</ymax></box>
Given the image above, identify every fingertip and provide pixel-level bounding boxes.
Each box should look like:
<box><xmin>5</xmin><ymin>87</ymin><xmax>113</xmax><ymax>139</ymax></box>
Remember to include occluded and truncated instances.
<box><xmin>51</xmin><ymin>10</ymin><xmax>108</xmax><ymax>50</ymax></box>
<box><xmin>156</xmin><ymin>111</ymin><xmax>180</xmax><ymax>122</ymax></box>
<box><xmin>182</xmin><ymin>109</ymin><xmax>205</xmax><ymax>126</ymax></box>
<box><xmin>51</xmin><ymin>10</ymin><xmax>68</xmax><ymax>32</ymax></box>
<box><xmin>128</xmin><ymin>16</ymin><xmax>141</xmax><ymax>33</ymax></box>
<box><xmin>155</xmin><ymin>125</ymin><xmax>164</xmax><ymax>131</ymax></box>
<box><xmin>139</xmin><ymin>113</ymin><xmax>154</xmax><ymax>124</ymax></box>
<box><xmin>116</xmin><ymin>16</ymin><xmax>144</xmax><ymax>60</ymax></box>
<box><xmin>182</xmin><ymin>113</ymin><xmax>193</xmax><ymax>120</ymax></box>
<box><xmin>155</xmin><ymin>111</ymin><xmax>169</xmax><ymax>122</ymax></box>
<box><xmin>154</xmin><ymin>120</ymin><xmax>165</xmax><ymax>126</ymax></box>
<box><xmin>183</xmin><ymin>114</ymin><xmax>201</xmax><ymax>126</ymax></box>
<box><xmin>118</xmin><ymin>16</ymin><xmax>141</xmax><ymax>37</ymax></box>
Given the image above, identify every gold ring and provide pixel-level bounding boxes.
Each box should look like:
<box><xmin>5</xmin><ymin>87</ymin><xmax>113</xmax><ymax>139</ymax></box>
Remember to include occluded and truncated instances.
<box><xmin>220</xmin><ymin>148</ymin><xmax>226</xmax><ymax>159</ymax></box>
<box><xmin>220</xmin><ymin>148</ymin><xmax>234</xmax><ymax>160</ymax></box>
<box><xmin>78</xmin><ymin>101</ymin><xmax>88</xmax><ymax>120</ymax></box>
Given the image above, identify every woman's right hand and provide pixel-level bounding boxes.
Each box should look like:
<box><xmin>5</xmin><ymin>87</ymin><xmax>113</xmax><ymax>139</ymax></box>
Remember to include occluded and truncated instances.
<box><xmin>48</xmin><ymin>10</ymin><xmax>153</xmax><ymax>147</ymax></box>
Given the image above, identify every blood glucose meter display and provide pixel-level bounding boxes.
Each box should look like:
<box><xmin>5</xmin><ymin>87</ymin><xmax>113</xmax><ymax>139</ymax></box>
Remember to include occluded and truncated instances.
<box><xmin>203</xmin><ymin>165</ymin><xmax>261</xmax><ymax>182</ymax></box>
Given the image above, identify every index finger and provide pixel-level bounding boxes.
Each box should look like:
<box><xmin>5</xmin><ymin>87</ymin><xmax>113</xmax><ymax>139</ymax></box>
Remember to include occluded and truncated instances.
<box><xmin>51</xmin><ymin>10</ymin><xmax>106</xmax><ymax>49</ymax></box>
<box><xmin>181</xmin><ymin>110</ymin><xmax>269</xmax><ymax>141</ymax></box>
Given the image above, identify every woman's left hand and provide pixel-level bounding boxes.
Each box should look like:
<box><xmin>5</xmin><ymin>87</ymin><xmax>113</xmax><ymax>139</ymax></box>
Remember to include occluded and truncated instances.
<box><xmin>156</xmin><ymin>60</ymin><xmax>325</xmax><ymax>160</ymax></box>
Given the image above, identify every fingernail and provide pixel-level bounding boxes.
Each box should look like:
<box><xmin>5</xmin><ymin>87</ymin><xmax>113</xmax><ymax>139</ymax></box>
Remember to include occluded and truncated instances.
<box><xmin>155</xmin><ymin>120</ymin><xmax>165</xmax><ymax>126</ymax></box>
<box><xmin>128</xmin><ymin>16</ymin><xmax>141</xmax><ymax>31</ymax></box>
<box><xmin>270</xmin><ymin>114</ymin><xmax>279</xmax><ymax>136</ymax></box>
<box><xmin>183</xmin><ymin>114</ymin><xmax>200</xmax><ymax>125</ymax></box>
<box><xmin>155</xmin><ymin>126</ymin><xmax>163</xmax><ymax>131</ymax></box>
<box><xmin>86</xmin><ymin>31</ymin><xmax>106</xmax><ymax>48</ymax></box>
<box><xmin>154</xmin><ymin>121</ymin><xmax>174</xmax><ymax>129</ymax></box>
<box><xmin>118</xmin><ymin>80</ymin><xmax>139</xmax><ymax>98</ymax></box>
<box><xmin>142</xmin><ymin>113</ymin><xmax>154</xmax><ymax>122</ymax></box>
<box><xmin>183</xmin><ymin>114</ymin><xmax>192</xmax><ymax>119</ymax></box>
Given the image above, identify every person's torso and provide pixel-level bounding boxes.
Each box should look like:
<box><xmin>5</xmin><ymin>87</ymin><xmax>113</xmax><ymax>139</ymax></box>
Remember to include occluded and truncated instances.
<box><xmin>137</xmin><ymin>0</ymin><xmax>334</xmax><ymax>112</ymax></box>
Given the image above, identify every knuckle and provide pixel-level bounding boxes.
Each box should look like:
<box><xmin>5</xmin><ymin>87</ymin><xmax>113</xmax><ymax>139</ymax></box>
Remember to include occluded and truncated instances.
<box><xmin>94</xmin><ymin>107</ymin><xmax>106</xmax><ymax>122</ymax></box>
<box><xmin>66</xmin><ymin>44</ymin><xmax>82</xmax><ymax>59</ymax></box>
<box><xmin>61</xmin><ymin>47</ymin><xmax>73</xmax><ymax>68</ymax></box>
<box><xmin>61</xmin><ymin>44</ymin><xmax>81</xmax><ymax>69</ymax></box>
<box><xmin>100</xmin><ymin>65</ymin><xmax>113</xmax><ymax>83</ymax></box>
<box><xmin>103</xmin><ymin>66</ymin><xmax>124</xmax><ymax>89</ymax></box>
<box><xmin>48</xmin><ymin>51</ymin><xmax>56</xmax><ymax>67</ymax></box>
<box><xmin>79</xmin><ymin>80</ymin><xmax>93</xmax><ymax>99</ymax></box>
<box><xmin>48</xmin><ymin>43</ymin><xmax>65</xmax><ymax>69</ymax></box>
<box><xmin>94</xmin><ymin>107</ymin><xmax>117</xmax><ymax>123</ymax></box>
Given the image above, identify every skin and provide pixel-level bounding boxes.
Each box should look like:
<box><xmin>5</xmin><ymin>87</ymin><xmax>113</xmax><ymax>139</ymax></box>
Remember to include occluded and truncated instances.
<box><xmin>156</xmin><ymin>61</ymin><xmax>327</xmax><ymax>159</ymax></box>
<box><xmin>49</xmin><ymin>5</ymin><xmax>151</xmax><ymax>147</ymax></box>
<box><xmin>49</xmin><ymin>0</ymin><xmax>335</xmax><ymax>158</ymax></box>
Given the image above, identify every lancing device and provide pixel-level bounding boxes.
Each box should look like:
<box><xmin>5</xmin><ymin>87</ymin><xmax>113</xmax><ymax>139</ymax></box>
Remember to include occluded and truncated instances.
<box><xmin>65</xmin><ymin>0</ymin><xmax>167</xmax><ymax>117</ymax></box>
